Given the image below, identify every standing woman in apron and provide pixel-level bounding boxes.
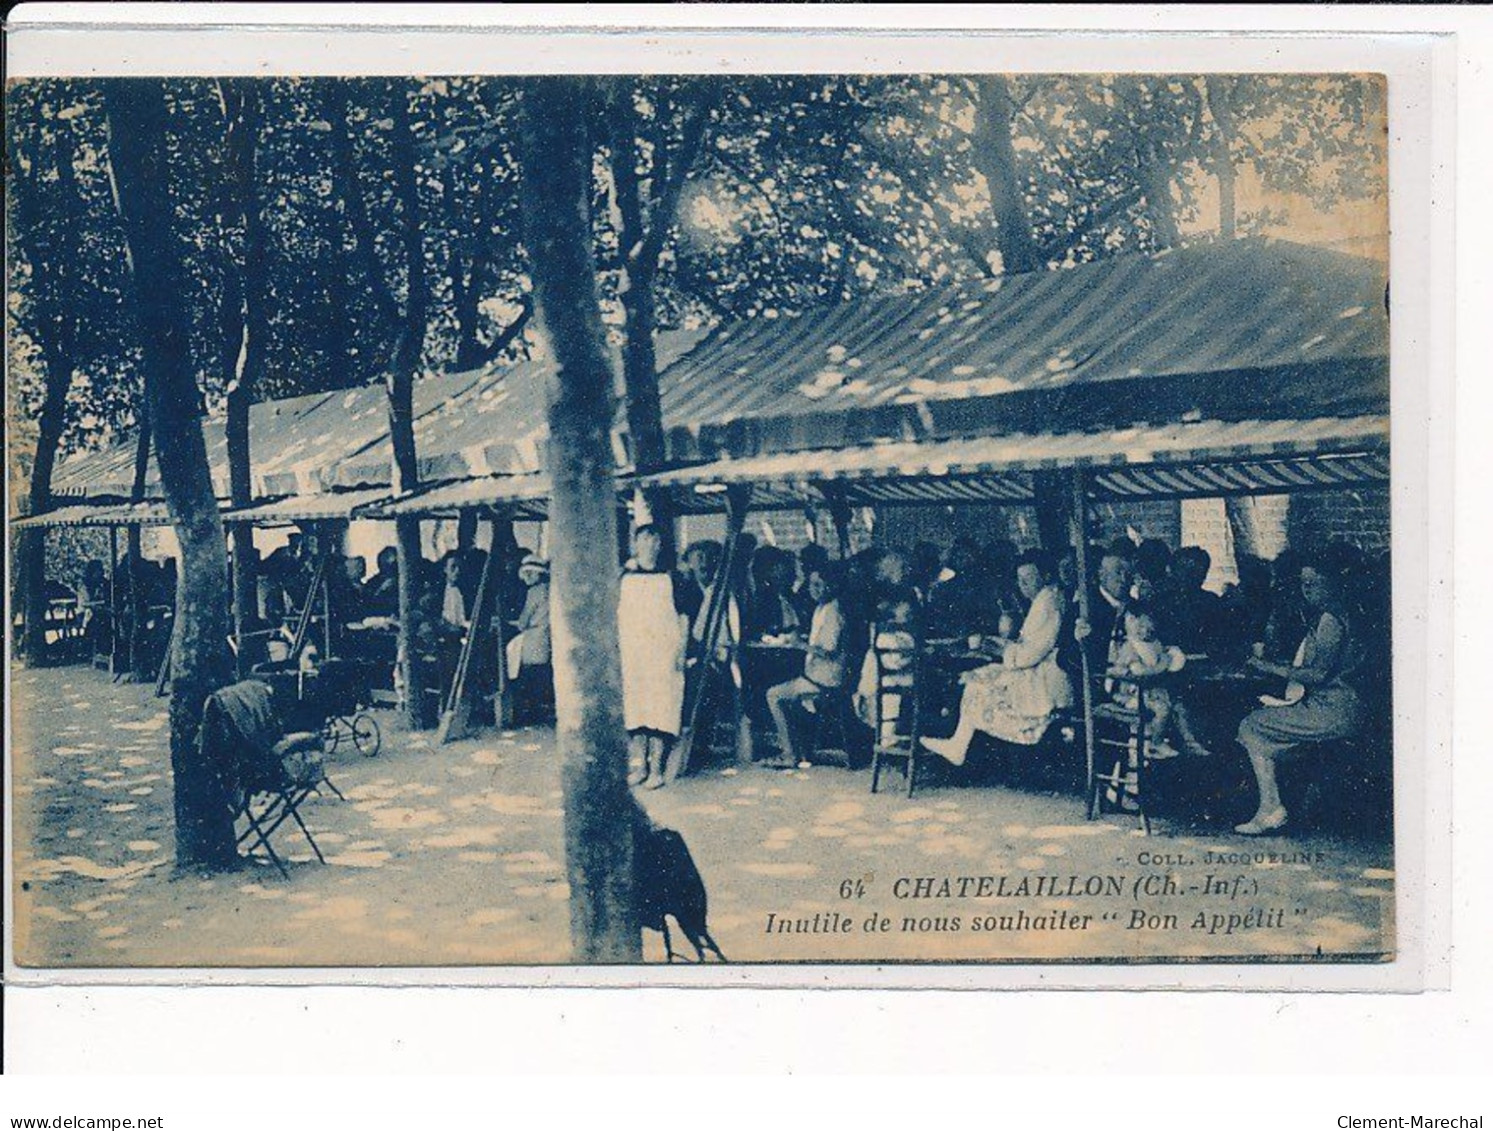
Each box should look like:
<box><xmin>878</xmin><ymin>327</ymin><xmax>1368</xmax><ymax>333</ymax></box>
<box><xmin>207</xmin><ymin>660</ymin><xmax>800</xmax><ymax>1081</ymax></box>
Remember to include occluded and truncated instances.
<box><xmin>618</xmin><ymin>524</ymin><xmax>690</xmax><ymax>789</ymax></box>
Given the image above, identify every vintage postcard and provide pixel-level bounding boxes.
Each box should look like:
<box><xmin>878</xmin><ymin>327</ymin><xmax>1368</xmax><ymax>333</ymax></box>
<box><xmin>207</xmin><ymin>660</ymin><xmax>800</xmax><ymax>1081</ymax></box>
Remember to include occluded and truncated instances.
<box><xmin>4</xmin><ymin>23</ymin><xmax>1439</xmax><ymax>987</ymax></box>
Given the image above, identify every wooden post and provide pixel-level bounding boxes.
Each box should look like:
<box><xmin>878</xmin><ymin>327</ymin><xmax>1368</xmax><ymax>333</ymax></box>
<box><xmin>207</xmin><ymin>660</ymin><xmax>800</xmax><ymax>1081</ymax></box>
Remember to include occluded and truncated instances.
<box><xmin>154</xmin><ymin>614</ymin><xmax>177</xmax><ymax>698</ymax></box>
<box><xmin>108</xmin><ymin>525</ymin><xmax>121</xmax><ymax>675</ymax></box>
<box><xmin>1068</xmin><ymin>467</ymin><xmax>1098</xmax><ymax>818</ymax></box>
<box><xmin>287</xmin><ymin>550</ymin><xmax>330</xmax><ymax>664</ymax></box>
<box><xmin>674</xmin><ymin>484</ymin><xmax>748</xmax><ymax>777</ymax></box>
<box><xmin>321</xmin><ymin>562</ymin><xmax>333</xmax><ymax>661</ymax></box>
<box><xmin>822</xmin><ymin>484</ymin><xmax>852</xmax><ymax>559</ymax></box>
<box><xmin>436</xmin><ymin>513</ymin><xmax>505</xmax><ymax>745</ymax></box>
<box><xmin>489</xmin><ymin>512</ymin><xmax>514</xmax><ymax>731</ymax></box>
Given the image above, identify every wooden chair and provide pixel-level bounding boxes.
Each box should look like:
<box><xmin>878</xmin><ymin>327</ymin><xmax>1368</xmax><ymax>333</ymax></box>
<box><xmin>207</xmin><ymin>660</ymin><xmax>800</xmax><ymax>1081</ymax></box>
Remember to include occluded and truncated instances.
<box><xmin>1087</xmin><ymin>672</ymin><xmax>1168</xmax><ymax>835</ymax></box>
<box><xmin>199</xmin><ymin>679</ymin><xmax>335</xmax><ymax>878</ymax></box>
<box><xmin>869</xmin><ymin>623</ymin><xmax>923</xmax><ymax>797</ymax></box>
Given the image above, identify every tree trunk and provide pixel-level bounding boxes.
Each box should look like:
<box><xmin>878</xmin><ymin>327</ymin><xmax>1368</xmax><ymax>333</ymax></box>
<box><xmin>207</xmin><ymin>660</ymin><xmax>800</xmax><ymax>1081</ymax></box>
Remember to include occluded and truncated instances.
<box><xmin>225</xmin><ymin>386</ymin><xmax>256</xmax><ymax>674</ymax></box>
<box><xmin>608</xmin><ymin>86</ymin><xmax>710</xmax><ymax>563</ymax></box>
<box><xmin>19</xmin><ymin>403</ymin><xmax>67</xmax><ymax>666</ymax></box>
<box><xmin>328</xmin><ymin>80</ymin><xmax>402</xmax><ymax>384</ymax></box>
<box><xmin>617</xmin><ymin>265</ymin><xmax>675</xmax><ymax>555</ymax></box>
<box><xmin>11</xmin><ymin>112</ymin><xmax>80</xmax><ymax>665</ymax></box>
<box><xmin>385</xmin><ymin>80</ymin><xmax>431</xmax><ymax>729</ymax></box>
<box><xmin>1137</xmin><ymin>151</ymin><xmax>1181</xmax><ymax>249</ymax></box>
<box><xmin>103</xmin><ymin>80</ymin><xmax>237</xmax><ymax>871</ymax></box>
<box><xmin>609</xmin><ymin>106</ymin><xmax>672</xmax><ymax>560</ymax></box>
<box><xmin>971</xmin><ymin>76</ymin><xmax>1044</xmax><ymax>275</ymax></box>
<box><xmin>222</xmin><ymin>79</ymin><xmax>268</xmax><ymax>672</ymax></box>
<box><xmin>520</xmin><ymin>76</ymin><xmax>640</xmax><ymax>963</ymax></box>
<box><xmin>1204</xmin><ymin>76</ymin><xmax>1238</xmax><ymax>240</ymax></box>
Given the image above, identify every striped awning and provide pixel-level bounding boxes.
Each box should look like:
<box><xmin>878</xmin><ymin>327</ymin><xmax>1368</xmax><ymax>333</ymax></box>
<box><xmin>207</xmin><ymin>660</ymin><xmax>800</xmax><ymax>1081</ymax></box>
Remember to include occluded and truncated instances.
<box><xmin>1092</xmin><ymin>451</ymin><xmax>1389</xmax><ymax>499</ymax></box>
<box><xmin>46</xmin><ymin>241</ymin><xmax>1387</xmax><ymax>506</ymax></box>
<box><xmin>638</xmin><ymin>415</ymin><xmax>1389</xmax><ymax>507</ymax></box>
<box><xmin>219</xmin><ymin>487</ymin><xmax>397</xmax><ymax>525</ymax></box>
<box><xmin>361</xmin><ymin>474</ymin><xmax>552</xmax><ymax>519</ymax></box>
<box><xmin>10</xmin><ymin>501</ymin><xmax>175</xmax><ymax>529</ymax></box>
<box><xmin>659</xmin><ymin>238</ymin><xmax>1389</xmax><ymax>464</ymax></box>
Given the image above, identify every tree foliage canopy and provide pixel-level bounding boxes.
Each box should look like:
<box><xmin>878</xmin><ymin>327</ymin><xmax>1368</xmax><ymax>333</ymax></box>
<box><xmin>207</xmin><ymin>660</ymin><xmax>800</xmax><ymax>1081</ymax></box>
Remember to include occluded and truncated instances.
<box><xmin>6</xmin><ymin>72</ymin><xmax>1386</xmax><ymax>465</ymax></box>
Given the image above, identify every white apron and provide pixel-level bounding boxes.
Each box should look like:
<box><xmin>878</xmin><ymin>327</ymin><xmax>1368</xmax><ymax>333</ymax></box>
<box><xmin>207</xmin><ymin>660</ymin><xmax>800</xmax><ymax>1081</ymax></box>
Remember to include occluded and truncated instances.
<box><xmin>618</xmin><ymin>570</ymin><xmax>686</xmax><ymax>736</ymax></box>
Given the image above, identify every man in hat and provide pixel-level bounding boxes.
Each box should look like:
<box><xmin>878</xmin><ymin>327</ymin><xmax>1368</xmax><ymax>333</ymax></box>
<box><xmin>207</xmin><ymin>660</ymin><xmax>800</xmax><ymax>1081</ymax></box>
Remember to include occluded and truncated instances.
<box><xmin>507</xmin><ymin>553</ymin><xmax>553</xmax><ymax>725</ymax></box>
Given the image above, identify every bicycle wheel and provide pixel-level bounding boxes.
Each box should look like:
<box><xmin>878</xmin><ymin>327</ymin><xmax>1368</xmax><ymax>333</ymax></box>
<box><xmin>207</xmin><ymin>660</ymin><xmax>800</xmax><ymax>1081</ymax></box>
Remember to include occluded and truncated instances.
<box><xmin>322</xmin><ymin>721</ymin><xmax>342</xmax><ymax>755</ymax></box>
<box><xmin>351</xmin><ymin>713</ymin><xmax>382</xmax><ymax>757</ymax></box>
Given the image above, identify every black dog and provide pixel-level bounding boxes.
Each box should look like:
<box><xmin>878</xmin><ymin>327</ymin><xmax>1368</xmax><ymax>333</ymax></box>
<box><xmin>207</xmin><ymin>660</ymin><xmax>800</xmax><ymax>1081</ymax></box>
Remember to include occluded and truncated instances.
<box><xmin>633</xmin><ymin>803</ymin><xmax>727</xmax><ymax>963</ymax></box>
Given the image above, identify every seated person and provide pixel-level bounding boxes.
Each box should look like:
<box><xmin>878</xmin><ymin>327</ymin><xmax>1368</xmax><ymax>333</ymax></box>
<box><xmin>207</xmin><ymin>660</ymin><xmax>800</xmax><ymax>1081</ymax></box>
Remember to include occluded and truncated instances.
<box><xmin>506</xmin><ymin>554</ymin><xmax>554</xmax><ymax>724</ymax></box>
<box><xmin>439</xmin><ymin>551</ymin><xmax>472</xmax><ymax>629</ymax></box>
<box><xmin>792</xmin><ymin>544</ymin><xmax>831</xmax><ymax>627</ymax></box>
<box><xmin>1131</xmin><ymin>539</ymin><xmax>1172</xmax><ymax>604</ymax></box>
<box><xmin>261</xmin><ymin>534</ymin><xmax>309</xmax><ymax>619</ymax></box>
<box><xmin>763</xmin><ymin>565</ymin><xmax>848</xmax><ymax>767</ymax></box>
<box><xmin>741</xmin><ymin>545</ymin><xmax>800</xmax><ymax>641</ymax></box>
<box><xmin>1106</xmin><ymin>606</ymin><xmax>1186</xmax><ymax>759</ymax></box>
<box><xmin>925</xmin><ymin>537</ymin><xmax>998</xmax><ymax>641</ymax></box>
<box><xmin>330</xmin><ymin>554</ymin><xmax>368</xmax><ymax>630</ymax></box>
<box><xmin>737</xmin><ymin>546</ymin><xmax>802</xmax><ymax>753</ymax></box>
<box><xmin>681</xmin><ymin>540</ymin><xmax>725</xmax><ymax>640</ymax></box>
<box><xmin>76</xmin><ymin>560</ymin><xmax>112</xmax><ymax>655</ymax></box>
<box><xmin>922</xmin><ymin>551</ymin><xmax>1074</xmax><ymax>766</ymax></box>
<box><xmin>909</xmin><ymin>541</ymin><xmax>944</xmax><ymax>602</ymax></box>
<box><xmin>1063</xmin><ymin>540</ymin><xmax>1134</xmax><ymax>681</ymax></box>
<box><xmin>1220</xmin><ymin>554</ymin><xmax>1273</xmax><ymax>662</ymax></box>
<box><xmin>1162</xmin><ymin>546</ymin><xmax>1226</xmax><ymax>656</ymax></box>
<box><xmin>1233</xmin><ymin>554</ymin><xmax>1364</xmax><ymax>835</ymax></box>
<box><xmin>362</xmin><ymin>547</ymin><xmax>401</xmax><ymax>619</ymax></box>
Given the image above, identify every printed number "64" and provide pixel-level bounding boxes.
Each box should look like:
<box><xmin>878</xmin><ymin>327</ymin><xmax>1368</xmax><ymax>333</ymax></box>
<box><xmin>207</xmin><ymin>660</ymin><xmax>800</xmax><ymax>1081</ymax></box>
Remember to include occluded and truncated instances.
<box><xmin>839</xmin><ymin>878</ymin><xmax>868</xmax><ymax>899</ymax></box>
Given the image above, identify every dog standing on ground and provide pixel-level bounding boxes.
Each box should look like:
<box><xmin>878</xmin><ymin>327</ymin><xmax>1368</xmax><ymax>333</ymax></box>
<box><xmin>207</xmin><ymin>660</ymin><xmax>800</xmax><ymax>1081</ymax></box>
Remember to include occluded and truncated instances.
<box><xmin>632</xmin><ymin>802</ymin><xmax>727</xmax><ymax>963</ymax></box>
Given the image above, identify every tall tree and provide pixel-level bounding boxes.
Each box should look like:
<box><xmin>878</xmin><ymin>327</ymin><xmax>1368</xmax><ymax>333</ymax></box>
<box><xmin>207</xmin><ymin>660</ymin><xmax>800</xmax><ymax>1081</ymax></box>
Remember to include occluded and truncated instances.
<box><xmin>7</xmin><ymin>97</ymin><xmax>82</xmax><ymax>664</ymax></box>
<box><xmin>968</xmin><ymin>75</ymin><xmax>1044</xmax><ymax>274</ymax></box>
<box><xmin>219</xmin><ymin>79</ymin><xmax>269</xmax><ymax>665</ymax></box>
<box><xmin>102</xmin><ymin>79</ymin><xmax>236</xmax><ymax>870</ymax></box>
<box><xmin>324</xmin><ymin>79</ymin><xmax>436</xmax><ymax>727</ymax></box>
<box><xmin>384</xmin><ymin>81</ymin><xmax>433</xmax><ymax>729</ymax></box>
<box><xmin>602</xmin><ymin>79</ymin><xmax>712</xmax><ymax>548</ymax></box>
<box><xmin>1202</xmin><ymin>75</ymin><xmax>1239</xmax><ymax>240</ymax></box>
<box><xmin>520</xmin><ymin>76</ymin><xmax>639</xmax><ymax>963</ymax></box>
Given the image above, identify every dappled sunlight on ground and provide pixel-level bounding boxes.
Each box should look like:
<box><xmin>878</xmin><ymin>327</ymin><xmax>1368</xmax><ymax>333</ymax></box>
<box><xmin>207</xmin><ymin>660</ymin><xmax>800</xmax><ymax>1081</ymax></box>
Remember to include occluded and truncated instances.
<box><xmin>10</xmin><ymin>665</ymin><xmax>1394</xmax><ymax>967</ymax></box>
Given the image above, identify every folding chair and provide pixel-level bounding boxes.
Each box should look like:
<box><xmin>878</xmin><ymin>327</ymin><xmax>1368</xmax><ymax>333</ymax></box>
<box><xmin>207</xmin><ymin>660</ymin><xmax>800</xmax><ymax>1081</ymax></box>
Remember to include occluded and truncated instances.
<box><xmin>199</xmin><ymin>679</ymin><xmax>336</xmax><ymax>878</ymax></box>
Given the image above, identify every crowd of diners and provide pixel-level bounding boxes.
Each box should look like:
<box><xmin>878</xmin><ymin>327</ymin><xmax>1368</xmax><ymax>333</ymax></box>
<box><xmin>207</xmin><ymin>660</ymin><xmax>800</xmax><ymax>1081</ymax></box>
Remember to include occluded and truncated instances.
<box><xmin>55</xmin><ymin>512</ymin><xmax>1390</xmax><ymax>836</ymax></box>
<box><xmin>615</xmin><ymin>522</ymin><xmax>1390</xmax><ymax>837</ymax></box>
<box><xmin>226</xmin><ymin>528</ymin><xmax>556</xmax><ymax>727</ymax></box>
<box><xmin>29</xmin><ymin>550</ymin><xmax>179</xmax><ymax>672</ymax></box>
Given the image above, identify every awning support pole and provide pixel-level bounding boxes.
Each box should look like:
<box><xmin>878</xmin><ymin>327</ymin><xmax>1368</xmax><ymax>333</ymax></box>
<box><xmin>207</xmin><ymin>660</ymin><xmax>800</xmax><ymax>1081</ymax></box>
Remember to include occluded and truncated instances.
<box><xmin>108</xmin><ymin>526</ymin><xmax>121</xmax><ymax>676</ymax></box>
<box><xmin>1068</xmin><ymin>467</ymin><xmax>1098</xmax><ymax>819</ymax></box>
<box><xmin>154</xmin><ymin>614</ymin><xmax>176</xmax><ymax>698</ymax></box>
<box><xmin>321</xmin><ymin>553</ymin><xmax>333</xmax><ymax>661</ymax></box>
<box><xmin>674</xmin><ymin>484</ymin><xmax>749</xmax><ymax>778</ymax></box>
<box><xmin>822</xmin><ymin>484</ymin><xmax>852</xmax><ymax>559</ymax></box>
<box><xmin>490</xmin><ymin>512</ymin><xmax>515</xmax><ymax>732</ymax></box>
<box><xmin>288</xmin><ymin>549</ymin><xmax>331</xmax><ymax>664</ymax></box>
<box><xmin>125</xmin><ymin>526</ymin><xmax>144</xmax><ymax>681</ymax></box>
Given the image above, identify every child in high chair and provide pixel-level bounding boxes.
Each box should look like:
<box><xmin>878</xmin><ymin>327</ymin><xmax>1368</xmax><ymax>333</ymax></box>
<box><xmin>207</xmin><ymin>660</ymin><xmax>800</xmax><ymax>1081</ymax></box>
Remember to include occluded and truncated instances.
<box><xmin>1107</xmin><ymin>607</ymin><xmax>1186</xmax><ymax>759</ymax></box>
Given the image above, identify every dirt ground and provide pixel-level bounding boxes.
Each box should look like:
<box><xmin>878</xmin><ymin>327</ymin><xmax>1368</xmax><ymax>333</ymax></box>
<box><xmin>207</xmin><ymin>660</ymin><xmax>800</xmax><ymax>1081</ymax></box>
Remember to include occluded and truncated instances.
<box><xmin>8</xmin><ymin>664</ymin><xmax>1395</xmax><ymax>968</ymax></box>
